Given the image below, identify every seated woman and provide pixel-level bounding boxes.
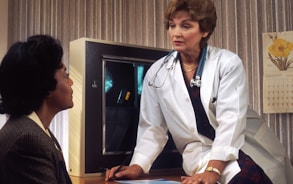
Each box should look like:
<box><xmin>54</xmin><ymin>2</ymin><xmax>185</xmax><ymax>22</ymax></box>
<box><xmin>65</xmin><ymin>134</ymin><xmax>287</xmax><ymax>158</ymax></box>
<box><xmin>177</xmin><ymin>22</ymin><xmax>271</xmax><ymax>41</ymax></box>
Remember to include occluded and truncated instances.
<box><xmin>0</xmin><ymin>35</ymin><xmax>73</xmax><ymax>184</ymax></box>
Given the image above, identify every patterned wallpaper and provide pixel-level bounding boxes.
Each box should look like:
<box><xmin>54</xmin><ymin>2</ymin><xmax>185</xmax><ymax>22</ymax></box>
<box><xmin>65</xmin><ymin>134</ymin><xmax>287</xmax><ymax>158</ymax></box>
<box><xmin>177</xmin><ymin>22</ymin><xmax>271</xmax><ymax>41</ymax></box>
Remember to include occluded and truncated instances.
<box><xmin>7</xmin><ymin>0</ymin><xmax>293</xmax><ymax>162</ymax></box>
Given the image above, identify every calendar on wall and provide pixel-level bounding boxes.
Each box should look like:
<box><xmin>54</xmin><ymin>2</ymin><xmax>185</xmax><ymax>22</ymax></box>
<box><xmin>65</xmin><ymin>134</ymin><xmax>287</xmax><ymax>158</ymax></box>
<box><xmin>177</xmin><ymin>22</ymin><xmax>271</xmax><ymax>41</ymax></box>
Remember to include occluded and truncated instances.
<box><xmin>262</xmin><ymin>31</ymin><xmax>293</xmax><ymax>113</ymax></box>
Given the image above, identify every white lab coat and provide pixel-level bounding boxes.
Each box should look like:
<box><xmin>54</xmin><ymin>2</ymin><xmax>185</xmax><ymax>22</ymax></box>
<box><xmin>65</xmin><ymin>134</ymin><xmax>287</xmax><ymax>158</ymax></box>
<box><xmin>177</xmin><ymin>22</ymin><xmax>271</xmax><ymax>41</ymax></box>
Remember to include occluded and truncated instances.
<box><xmin>130</xmin><ymin>46</ymin><xmax>293</xmax><ymax>183</ymax></box>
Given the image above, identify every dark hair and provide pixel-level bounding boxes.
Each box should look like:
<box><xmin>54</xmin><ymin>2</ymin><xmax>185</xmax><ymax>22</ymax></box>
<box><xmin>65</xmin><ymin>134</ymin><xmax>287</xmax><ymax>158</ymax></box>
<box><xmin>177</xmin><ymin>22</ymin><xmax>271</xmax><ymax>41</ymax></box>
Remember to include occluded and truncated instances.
<box><xmin>164</xmin><ymin>0</ymin><xmax>217</xmax><ymax>48</ymax></box>
<box><xmin>0</xmin><ymin>34</ymin><xmax>63</xmax><ymax>117</ymax></box>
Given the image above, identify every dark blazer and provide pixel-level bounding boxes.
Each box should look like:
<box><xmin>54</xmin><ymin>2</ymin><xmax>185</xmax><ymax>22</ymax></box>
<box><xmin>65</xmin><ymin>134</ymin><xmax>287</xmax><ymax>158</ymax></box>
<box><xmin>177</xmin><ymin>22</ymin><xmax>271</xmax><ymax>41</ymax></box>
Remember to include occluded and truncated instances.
<box><xmin>0</xmin><ymin>116</ymin><xmax>72</xmax><ymax>184</ymax></box>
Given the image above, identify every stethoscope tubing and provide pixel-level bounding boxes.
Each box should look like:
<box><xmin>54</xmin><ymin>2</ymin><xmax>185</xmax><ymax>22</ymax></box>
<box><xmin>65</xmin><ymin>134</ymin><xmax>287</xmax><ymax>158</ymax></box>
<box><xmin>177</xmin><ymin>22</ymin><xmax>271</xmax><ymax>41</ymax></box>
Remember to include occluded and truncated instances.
<box><xmin>148</xmin><ymin>46</ymin><xmax>207</xmax><ymax>88</ymax></box>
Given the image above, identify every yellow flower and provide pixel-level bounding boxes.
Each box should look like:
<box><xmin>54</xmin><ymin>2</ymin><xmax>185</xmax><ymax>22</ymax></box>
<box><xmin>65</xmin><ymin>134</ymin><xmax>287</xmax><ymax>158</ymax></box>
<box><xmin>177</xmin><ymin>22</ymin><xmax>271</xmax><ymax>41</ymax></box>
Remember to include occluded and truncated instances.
<box><xmin>268</xmin><ymin>38</ymin><xmax>293</xmax><ymax>57</ymax></box>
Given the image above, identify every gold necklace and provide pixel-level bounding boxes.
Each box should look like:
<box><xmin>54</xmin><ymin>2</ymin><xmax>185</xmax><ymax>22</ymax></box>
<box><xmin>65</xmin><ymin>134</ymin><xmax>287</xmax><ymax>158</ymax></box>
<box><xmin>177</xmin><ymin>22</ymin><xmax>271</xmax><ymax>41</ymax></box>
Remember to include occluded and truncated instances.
<box><xmin>184</xmin><ymin>67</ymin><xmax>197</xmax><ymax>72</ymax></box>
<box><xmin>182</xmin><ymin>62</ymin><xmax>197</xmax><ymax>67</ymax></box>
<box><xmin>182</xmin><ymin>63</ymin><xmax>197</xmax><ymax>73</ymax></box>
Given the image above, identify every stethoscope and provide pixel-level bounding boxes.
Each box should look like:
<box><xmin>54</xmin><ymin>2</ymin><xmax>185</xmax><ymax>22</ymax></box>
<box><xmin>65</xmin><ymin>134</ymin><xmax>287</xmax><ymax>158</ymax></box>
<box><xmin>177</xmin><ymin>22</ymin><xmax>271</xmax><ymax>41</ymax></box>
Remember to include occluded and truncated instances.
<box><xmin>148</xmin><ymin>46</ymin><xmax>207</xmax><ymax>88</ymax></box>
<box><xmin>148</xmin><ymin>50</ymin><xmax>176</xmax><ymax>88</ymax></box>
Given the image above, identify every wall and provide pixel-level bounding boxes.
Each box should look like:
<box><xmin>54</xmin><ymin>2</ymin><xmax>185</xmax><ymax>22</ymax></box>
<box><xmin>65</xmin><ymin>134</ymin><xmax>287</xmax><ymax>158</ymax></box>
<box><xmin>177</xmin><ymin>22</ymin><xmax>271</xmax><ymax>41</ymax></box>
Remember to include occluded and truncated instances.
<box><xmin>0</xmin><ymin>0</ymin><xmax>8</xmax><ymax>128</ymax></box>
<box><xmin>5</xmin><ymin>0</ymin><xmax>293</xmax><ymax>162</ymax></box>
<box><xmin>0</xmin><ymin>0</ymin><xmax>8</xmax><ymax>59</ymax></box>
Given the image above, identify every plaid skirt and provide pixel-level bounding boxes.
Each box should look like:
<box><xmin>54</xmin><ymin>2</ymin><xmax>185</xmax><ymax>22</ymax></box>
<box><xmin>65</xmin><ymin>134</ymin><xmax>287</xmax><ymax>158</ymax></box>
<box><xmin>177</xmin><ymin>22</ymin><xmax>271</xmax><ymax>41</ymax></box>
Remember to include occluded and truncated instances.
<box><xmin>228</xmin><ymin>151</ymin><xmax>273</xmax><ymax>184</ymax></box>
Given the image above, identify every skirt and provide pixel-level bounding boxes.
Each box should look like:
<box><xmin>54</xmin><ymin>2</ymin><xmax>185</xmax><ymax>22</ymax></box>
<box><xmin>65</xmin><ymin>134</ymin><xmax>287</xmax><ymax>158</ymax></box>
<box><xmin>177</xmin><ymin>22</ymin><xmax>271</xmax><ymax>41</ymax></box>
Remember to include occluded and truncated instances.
<box><xmin>228</xmin><ymin>151</ymin><xmax>273</xmax><ymax>184</ymax></box>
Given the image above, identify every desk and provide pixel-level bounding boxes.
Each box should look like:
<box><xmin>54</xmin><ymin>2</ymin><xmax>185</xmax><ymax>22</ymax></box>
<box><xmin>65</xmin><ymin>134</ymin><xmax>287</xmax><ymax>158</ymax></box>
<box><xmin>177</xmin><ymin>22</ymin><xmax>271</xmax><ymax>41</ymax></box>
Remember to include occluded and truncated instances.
<box><xmin>70</xmin><ymin>169</ymin><xmax>184</xmax><ymax>184</ymax></box>
<box><xmin>70</xmin><ymin>175</ymin><xmax>182</xmax><ymax>184</ymax></box>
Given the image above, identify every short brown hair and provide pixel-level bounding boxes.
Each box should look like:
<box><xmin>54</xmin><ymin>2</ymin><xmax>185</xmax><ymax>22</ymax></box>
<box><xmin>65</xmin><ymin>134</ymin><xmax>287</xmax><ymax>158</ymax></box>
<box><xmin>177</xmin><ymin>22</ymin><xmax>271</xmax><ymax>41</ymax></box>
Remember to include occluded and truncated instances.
<box><xmin>164</xmin><ymin>0</ymin><xmax>217</xmax><ymax>48</ymax></box>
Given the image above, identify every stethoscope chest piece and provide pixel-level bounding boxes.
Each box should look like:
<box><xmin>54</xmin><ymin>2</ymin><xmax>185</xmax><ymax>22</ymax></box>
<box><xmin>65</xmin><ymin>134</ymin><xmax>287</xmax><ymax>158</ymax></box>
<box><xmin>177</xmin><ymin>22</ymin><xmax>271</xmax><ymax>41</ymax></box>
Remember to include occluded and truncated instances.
<box><xmin>190</xmin><ymin>76</ymin><xmax>201</xmax><ymax>88</ymax></box>
<box><xmin>189</xmin><ymin>46</ymin><xmax>207</xmax><ymax>88</ymax></box>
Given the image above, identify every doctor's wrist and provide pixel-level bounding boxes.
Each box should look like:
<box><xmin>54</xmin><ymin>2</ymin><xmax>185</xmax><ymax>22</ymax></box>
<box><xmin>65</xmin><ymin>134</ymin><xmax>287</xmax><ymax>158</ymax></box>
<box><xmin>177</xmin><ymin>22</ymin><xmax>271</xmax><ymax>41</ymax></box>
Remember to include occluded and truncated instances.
<box><xmin>205</xmin><ymin>166</ymin><xmax>221</xmax><ymax>176</ymax></box>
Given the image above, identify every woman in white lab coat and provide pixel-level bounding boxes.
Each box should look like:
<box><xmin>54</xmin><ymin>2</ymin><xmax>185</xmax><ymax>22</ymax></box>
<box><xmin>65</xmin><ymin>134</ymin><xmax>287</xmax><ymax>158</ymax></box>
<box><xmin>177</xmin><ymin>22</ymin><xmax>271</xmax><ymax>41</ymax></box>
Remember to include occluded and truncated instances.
<box><xmin>106</xmin><ymin>0</ymin><xmax>293</xmax><ymax>183</ymax></box>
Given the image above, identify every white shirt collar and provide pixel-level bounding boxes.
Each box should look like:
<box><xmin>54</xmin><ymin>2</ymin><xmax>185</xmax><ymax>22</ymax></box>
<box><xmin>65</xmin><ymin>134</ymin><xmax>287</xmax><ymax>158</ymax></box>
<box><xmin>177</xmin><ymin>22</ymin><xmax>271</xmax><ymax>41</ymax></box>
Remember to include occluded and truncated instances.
<box><xmin>27</xmin><ymin>111</ymin><xmax>51</xmax><ymax>137</ymax></box>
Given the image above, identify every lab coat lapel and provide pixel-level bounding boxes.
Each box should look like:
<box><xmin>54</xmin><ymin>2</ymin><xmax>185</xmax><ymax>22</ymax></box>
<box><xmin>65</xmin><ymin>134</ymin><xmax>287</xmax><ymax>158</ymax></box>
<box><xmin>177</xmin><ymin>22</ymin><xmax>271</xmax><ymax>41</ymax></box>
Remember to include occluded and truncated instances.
<box><xmin>200</xmin><ymin>47</ymin><xmax>218</xmax><ymax>114</ymax></box>
<box><xmin>171</xmin><ymin>58</ymin><xmax>198</xmax><ymax>127</ymax></box>
<box><xmin>172</xmin><ymin>57</ymin><xmax>190</xmax><ymax>96</ymax></box>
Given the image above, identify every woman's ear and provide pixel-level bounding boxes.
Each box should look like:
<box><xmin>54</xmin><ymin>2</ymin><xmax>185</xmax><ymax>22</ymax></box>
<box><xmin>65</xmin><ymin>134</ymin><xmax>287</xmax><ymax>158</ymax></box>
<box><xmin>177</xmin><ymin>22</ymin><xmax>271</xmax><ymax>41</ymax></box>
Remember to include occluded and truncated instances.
<box><xmin>203</xmin><ymin>32</ymin><xmax>209</xmax><ymax>38</ymax></box>
<box><xmin>47</xmin><ymin>92</ymin><xmax>53</xmax><ymax>98</ymax></box>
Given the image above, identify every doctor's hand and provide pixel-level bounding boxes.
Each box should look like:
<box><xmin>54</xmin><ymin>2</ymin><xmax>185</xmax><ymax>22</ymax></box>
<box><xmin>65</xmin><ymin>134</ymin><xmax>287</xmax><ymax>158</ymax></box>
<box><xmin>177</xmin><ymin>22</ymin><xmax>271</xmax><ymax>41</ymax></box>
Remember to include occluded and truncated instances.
<box><xmin>181</xmin><ymin>171</ymin><xmax>221</xmax><ymax>184</ymax></box>
<box><xmin>105</xmin><ymin>164</ymin><xmax>143</xmax><ymax>181</ymax></box>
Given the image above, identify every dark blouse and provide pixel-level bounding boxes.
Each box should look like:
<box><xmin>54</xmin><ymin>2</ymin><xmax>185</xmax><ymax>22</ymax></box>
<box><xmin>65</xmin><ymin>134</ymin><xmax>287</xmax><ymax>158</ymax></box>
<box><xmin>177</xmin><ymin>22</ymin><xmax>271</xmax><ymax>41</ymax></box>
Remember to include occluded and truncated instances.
<box><xmin>187</xmin><ymin>83</ymin><xmax>215</xmax><ymax>140</ymax></box>
<box><xmin>181</xmin><ymin>63</ymin><xmax>215</xmax><ymax>140</ymax></box>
